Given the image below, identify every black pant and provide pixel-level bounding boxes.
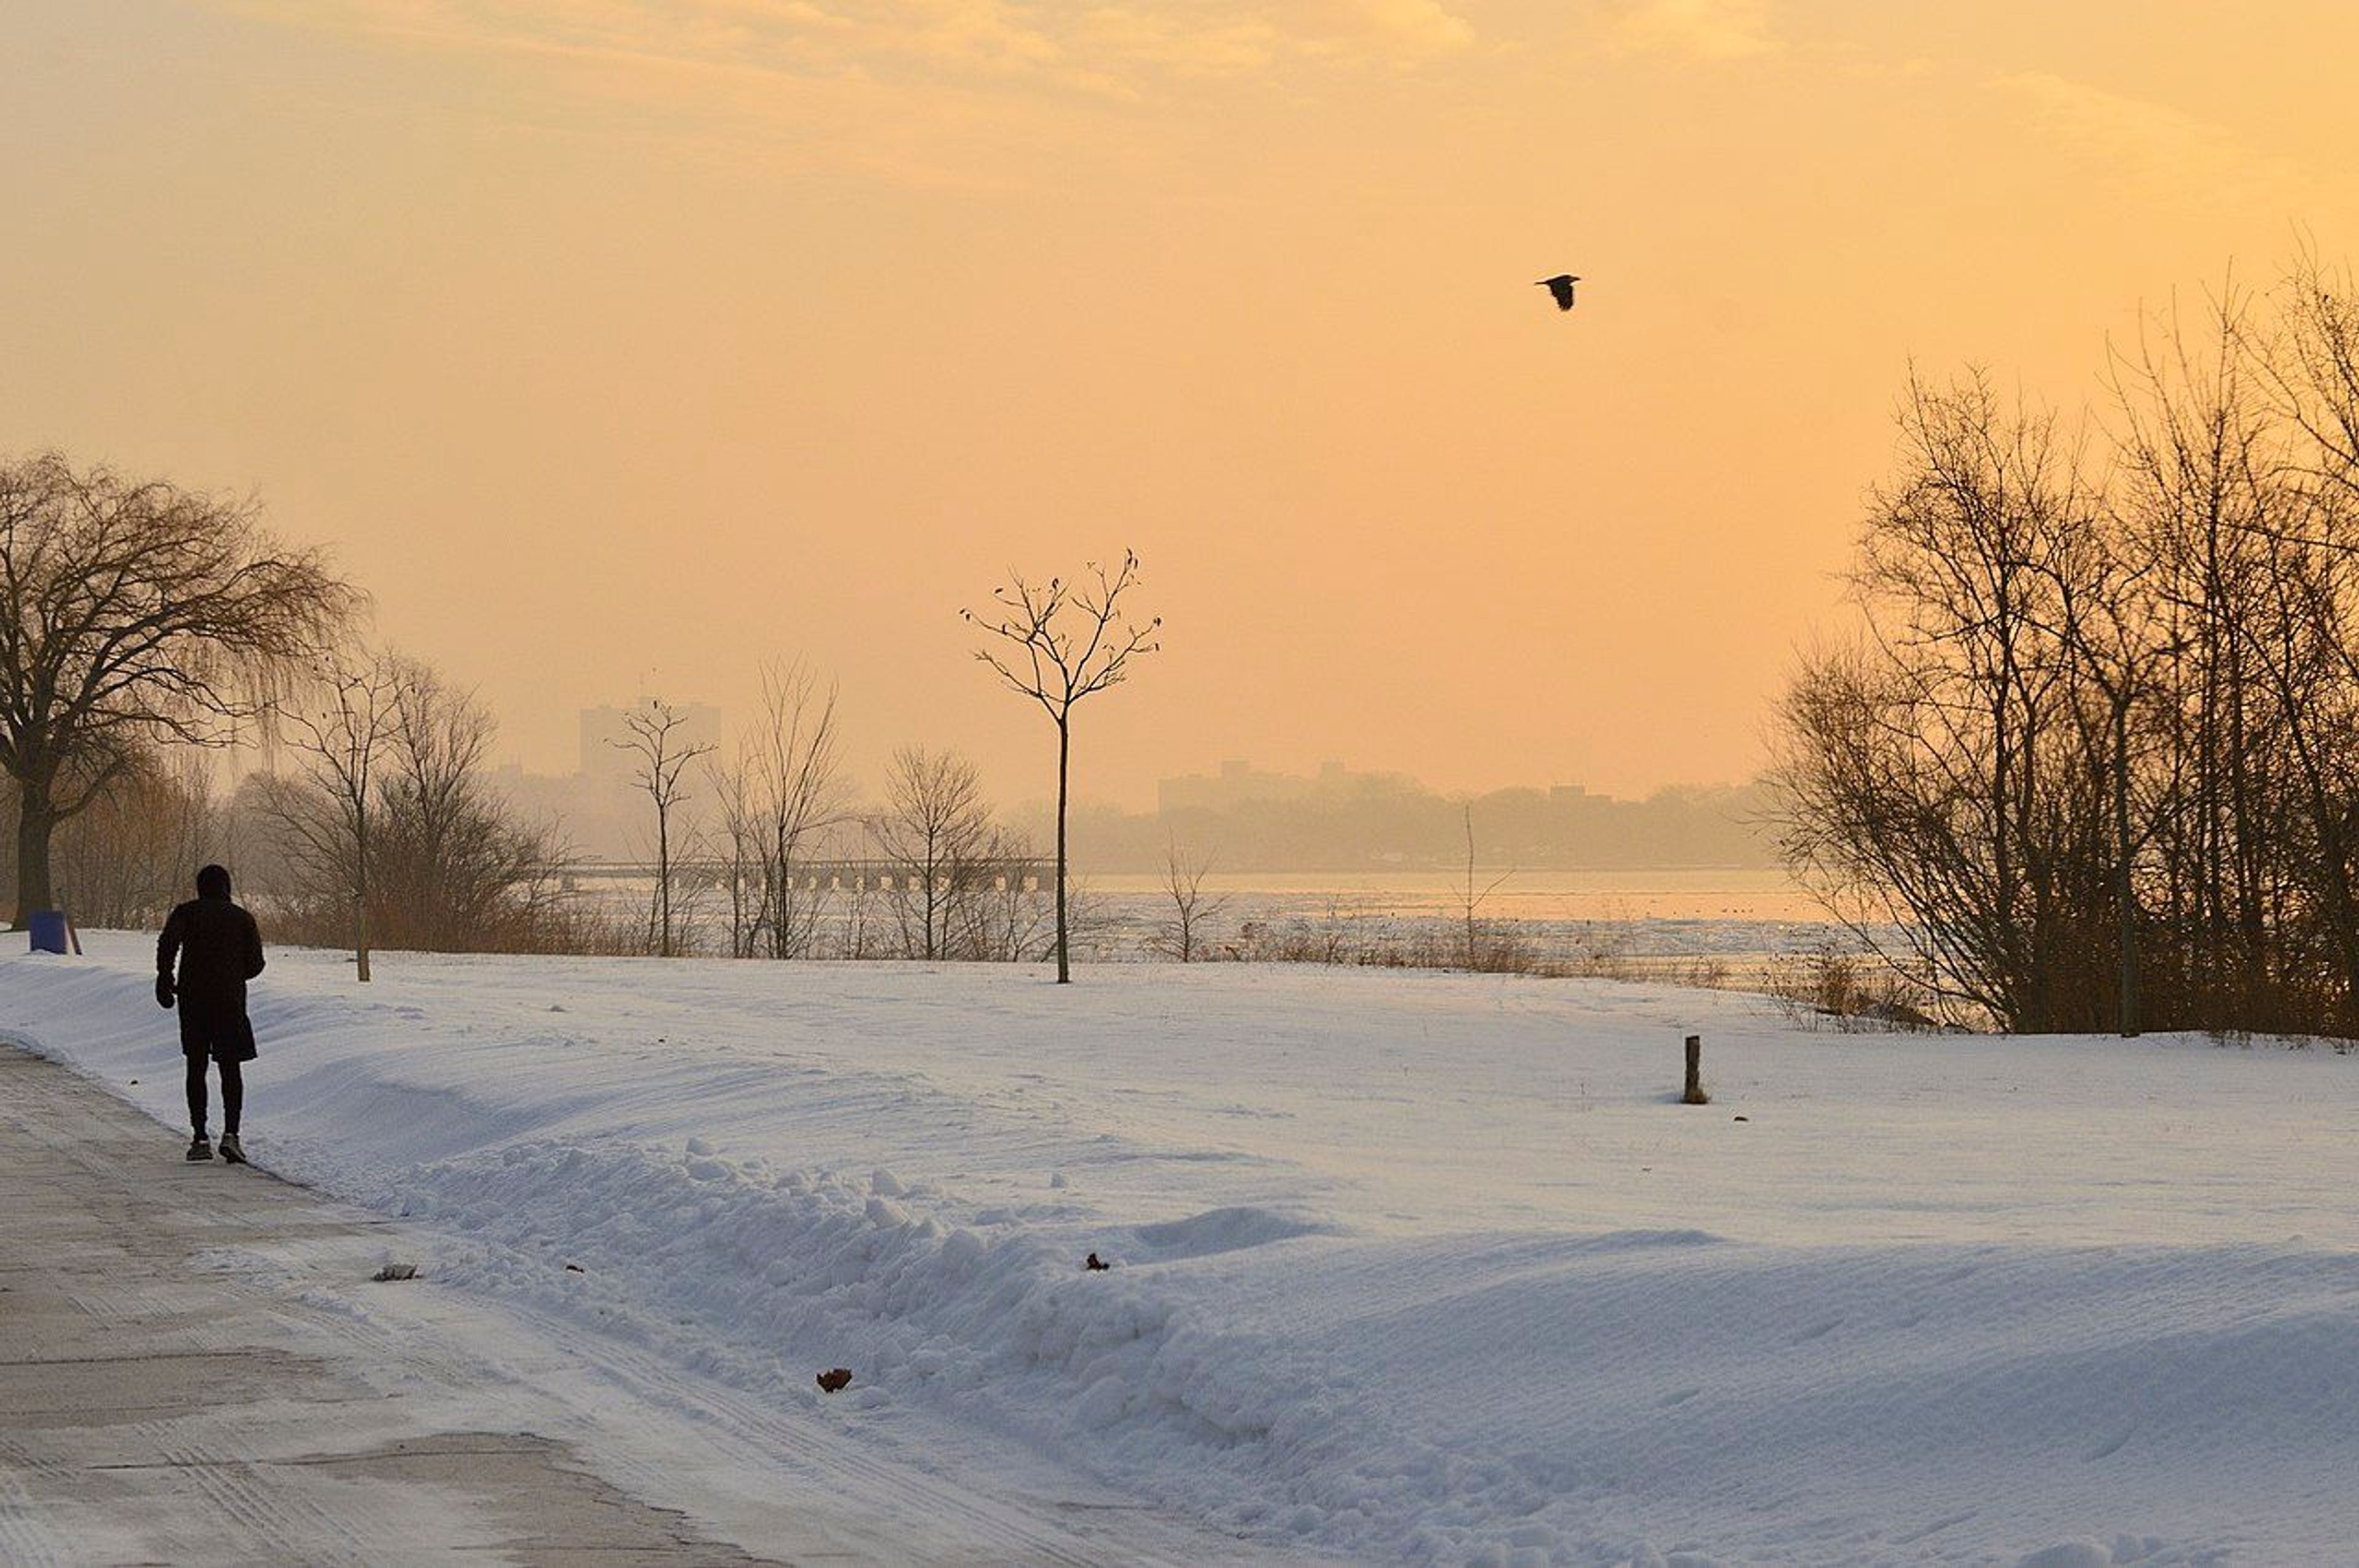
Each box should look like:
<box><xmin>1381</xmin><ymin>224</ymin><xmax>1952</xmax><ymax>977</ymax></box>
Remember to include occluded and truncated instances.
<box><xmin>186</xmin><ymin>1055</ymin><xmax>242</xmax><ymax>1138</ymax></box>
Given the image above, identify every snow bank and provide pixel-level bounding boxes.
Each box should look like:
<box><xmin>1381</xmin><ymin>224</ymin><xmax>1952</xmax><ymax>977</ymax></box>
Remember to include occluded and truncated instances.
<box><xmin>7</xmin><ymin>937</ymin><xmax>2358</xmax><ymax>1562</ymax></box>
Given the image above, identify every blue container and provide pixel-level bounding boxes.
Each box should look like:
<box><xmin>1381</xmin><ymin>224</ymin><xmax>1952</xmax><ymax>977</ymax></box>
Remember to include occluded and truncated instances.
<box><xmin>28</xmin><ymin>910</ymin><xmax>69</xmax><ymax>955</ymax></box>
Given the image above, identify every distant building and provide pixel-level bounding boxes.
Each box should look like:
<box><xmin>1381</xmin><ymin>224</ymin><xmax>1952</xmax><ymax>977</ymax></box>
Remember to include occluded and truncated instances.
<box><xmin>487</xmin><ymin>703</ymin><xmax>725</xmax><ymax>859</ymax></box>
<box><xmin>1157</xmin><ymin>759</ymin><xmax>1418</xmax><ymax>814</ymax></box>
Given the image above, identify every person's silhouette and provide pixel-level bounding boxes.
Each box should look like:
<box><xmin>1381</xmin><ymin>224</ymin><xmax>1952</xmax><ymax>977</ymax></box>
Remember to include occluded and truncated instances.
<box><xmin>157</xmin><ymin>864</ymin><xmax>266</xmax><ymax>1163</ymax></box>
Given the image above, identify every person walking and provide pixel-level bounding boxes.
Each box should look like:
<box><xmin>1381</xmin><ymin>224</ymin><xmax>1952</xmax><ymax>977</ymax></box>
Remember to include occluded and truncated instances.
<box><xmin>157</xmin><ymin>864</ymin><xmax>266</xmax><ymax>1164</ymax></box>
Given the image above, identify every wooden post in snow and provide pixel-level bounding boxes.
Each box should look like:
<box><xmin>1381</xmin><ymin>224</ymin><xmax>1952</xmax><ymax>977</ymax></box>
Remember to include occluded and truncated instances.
<box><xmin>1681</xmin><ymin>1034</ymin><xmax>1710</xmax><ymax>1105</ymax></box>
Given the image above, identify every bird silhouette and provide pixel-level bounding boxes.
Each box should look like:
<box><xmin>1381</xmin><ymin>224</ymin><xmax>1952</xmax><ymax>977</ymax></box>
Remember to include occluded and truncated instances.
<box><xmin>1536</xmin><ymin>274</ymin><xmax>1581</xmax><ymax>312</ymax></box>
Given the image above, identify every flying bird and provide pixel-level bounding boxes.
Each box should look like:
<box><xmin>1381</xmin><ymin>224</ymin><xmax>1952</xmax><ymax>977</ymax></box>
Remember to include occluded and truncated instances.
<box><xmin>1536</xmin><ymin>274</ymin><xmax>1581</xmax><ymax>312</ymax></box>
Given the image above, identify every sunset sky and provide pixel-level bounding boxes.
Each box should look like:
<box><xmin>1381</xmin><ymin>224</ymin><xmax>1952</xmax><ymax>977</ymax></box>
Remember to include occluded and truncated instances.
<box><xmin>7</xmin><ymin>2</ymin><xmax>2356</xmax><ymax>809</ymax></box>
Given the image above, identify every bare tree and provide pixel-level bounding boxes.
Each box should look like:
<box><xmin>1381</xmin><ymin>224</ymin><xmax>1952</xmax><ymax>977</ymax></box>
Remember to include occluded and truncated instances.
<box><xmin>746</xmin><ymin>660</ymin><xmax>845</xmax><ymax>959</ymax></box>
<box><xmin>965</xmin><ymin>551</ymin><xmax>1161</xmax><ymax>982</ymax></box>
<box><xmin>2100</xmin><ymin>283</ymin><xmax>2297</xmax><ymax>1031</ymax></box>
<box><xmin>256</xmin><ymin>657</ymin><xmax>578</xmax><ymax>956</ymax></box>
<box><xmin>1772</xmin><ymin>318</ymin><xmax>2359</xmax><ymax>1036</ymax></box>
<box><xmin>609</xmin><ymin>698</ymin><xmax>714</xmax><ymax>958</ymax></box>
<box><xmin>1457</xmin><ymin>805</ymin><xmax>1513</xmax><ymax>970</ymax></box>
<box><xmin>706</xmin><ymin>747</ymin><xmax>764</xmax><ymax>958</ymax></box>
<box><xmin>874</xmin><ymin>746</ymin><xmax>992</xmax><ymax>960</ymax></box>
<box><xmin>272</xmin><ymin>650</ymin><xmax>407</xmax><ymax>980</ymax></box>
<box><xmin>836</xmin><ymin>854</ymin><xmax>877</xmax><ymax>960</ymax></box>
<box><xmin>957</xmin><ymin>827</ymin><xmax>1054</xmax><ymax>962</ymax></box>
<box><xmin>2266</xmin><ymin>244</ymin><xmax>2359</xmax><ymax>510</ymax></box>
<box><xmin>1772</xmin><ymin>369</ymin><xmax>2113</xmax><ymax>1029</ymax></box>
<box><xmin>1151</xmin><ymin>837</ymin><xmax>1226</xmax><ymax>962</ymax></box>
<box><xmin>372</xmin><ymin>663</ymin><xmax>571</xmax><ymax>952</ymax></box>
<box><xmin>0</xmin><ymin>453</ymin><xmax>354</xmax><ymax>925</ymax></box>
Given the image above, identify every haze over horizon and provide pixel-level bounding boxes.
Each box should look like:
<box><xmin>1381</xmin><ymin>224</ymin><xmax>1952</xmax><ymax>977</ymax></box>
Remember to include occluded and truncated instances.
<box><xmin>9</xmin><ymin>1</ymin><xmax>2356</xmax><ymax>811</ymax></box>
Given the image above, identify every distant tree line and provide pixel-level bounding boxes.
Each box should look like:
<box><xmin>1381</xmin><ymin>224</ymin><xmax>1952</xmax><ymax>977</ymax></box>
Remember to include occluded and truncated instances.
<box><xmin>698</xmin><ymin>684</ymin><xmax>1075</xmax><ymax>965</ymax></box>
<box><xmin>0</xmin><ymin>454</ymin><xmax>1156</xmax><ymax>980</ymax></box>
<box><xmin>1775</xmin><ymin>253</ymin><xmax>2359</xmax><ymax>1037</ymax></box>
<box><xmin>1055</xmin><ymin>780</ymin><xmax>1777</xmax><ymax>873</ymax></box>
<box><xmin>0</xmin><ymin>653</ymin><xmax>600</xmax><ymax>958</ymax></box>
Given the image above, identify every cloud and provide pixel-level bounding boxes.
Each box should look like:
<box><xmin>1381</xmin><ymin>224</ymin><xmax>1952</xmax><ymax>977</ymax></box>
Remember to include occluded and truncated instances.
<box><xmin>201</xmin><ymin>0</ymin><xmax>1480</xmax><ymax>189</ymax></box>
<box><xmin>1602</xmin><ymin>0</ymin><xmax>1781</xmax><ymax>63</ymax></box>
<box><xmin>217</xmin><ymin>0</ymin><xmax>1475</xmax><ymax>95</ymax></box>
<box><xmin>1344</xmin><ymin>0</ymin><xmax>1477</xmax><ymax>61</ymax></box>
<box><xmin>1992</xmin><ymin>72</ymin><xmax>2310</xmax><ymax>212</ymax></box>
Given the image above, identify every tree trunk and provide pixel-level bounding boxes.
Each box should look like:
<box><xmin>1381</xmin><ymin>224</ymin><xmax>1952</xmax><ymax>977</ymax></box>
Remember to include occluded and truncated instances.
<box><xmin>2114</xmin><ymin>696</ymin><xmax>2137</xmax><ymax>1037</ymax></box>
<box><xmin>1054</xmin><ymin>718</ymin><xmax>1071</xmax><ymax>984</ymax></box>
<box><xmin>926</xmin><ymin>836</ymin><xmax>942</xmax><ymax>960</ymax></box>
<box><xmin>356</xmin><ymin>821</ymin><xmax>373</xmax><ymax>983</ymax></box>
<box><xmin>657</xmin><ymin>804</ymin><xmax>672</xmax><ymax>958</ymax></box>
<box><xmin>11</xmin><ymin>782</ymin><xmax>56</xmax><ymax>928</ymax></box>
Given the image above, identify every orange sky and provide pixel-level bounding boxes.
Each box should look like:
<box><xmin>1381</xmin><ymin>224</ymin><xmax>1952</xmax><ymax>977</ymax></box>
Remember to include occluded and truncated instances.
<box><xmin>7</xmin><ymin>2</ymin><xmax>2356</xmax><ymax>809</ymax></box>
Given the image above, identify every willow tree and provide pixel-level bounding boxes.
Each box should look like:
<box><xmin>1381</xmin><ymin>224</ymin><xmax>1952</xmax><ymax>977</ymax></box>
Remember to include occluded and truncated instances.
<box><xmin>966</xmin><ymin>552</ymin><xmax>1159</xmax><ymax>983</ymax></box>
<box><xmin>0</xmin><ymin>453</ymin><xmax>354</xmax><ymax>926</ymax></box>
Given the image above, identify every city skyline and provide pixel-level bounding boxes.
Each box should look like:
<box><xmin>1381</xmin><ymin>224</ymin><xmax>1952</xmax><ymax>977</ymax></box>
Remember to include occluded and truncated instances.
<box><xmin>504</xmin><ymin>704</ymin><xmax>1705</xmax><ymax>806</ymax></box>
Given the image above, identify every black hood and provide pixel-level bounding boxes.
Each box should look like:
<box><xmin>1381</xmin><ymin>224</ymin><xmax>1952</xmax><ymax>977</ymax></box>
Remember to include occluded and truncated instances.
<box><xmin>195</xmin><ymin>864</ymin><xmax>233</xmax><ymax>900</ymax></box>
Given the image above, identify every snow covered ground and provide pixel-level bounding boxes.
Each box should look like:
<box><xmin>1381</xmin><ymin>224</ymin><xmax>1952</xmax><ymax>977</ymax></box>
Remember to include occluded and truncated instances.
<box><xmin>6</xmin><ymin>934</ymin><xmax>2357</xmax><ymax>1565</ymax></box>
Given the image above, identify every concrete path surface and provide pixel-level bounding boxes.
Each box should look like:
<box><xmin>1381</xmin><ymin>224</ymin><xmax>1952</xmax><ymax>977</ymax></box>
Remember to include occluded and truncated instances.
<box><xmin>0</xmin><ymin>1043</ymin><xmax>782</xmax><ymax>1566</ymax></box>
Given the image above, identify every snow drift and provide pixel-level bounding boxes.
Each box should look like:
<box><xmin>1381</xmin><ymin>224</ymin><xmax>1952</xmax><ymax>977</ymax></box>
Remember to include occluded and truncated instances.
<box><xmin>6</xmin><ymin>937</ymin><xmax>2357</xmax><ymax>1563</ymax></box>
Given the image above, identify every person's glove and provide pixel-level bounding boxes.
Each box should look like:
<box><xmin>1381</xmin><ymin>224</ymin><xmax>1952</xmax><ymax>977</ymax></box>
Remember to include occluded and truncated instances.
<box><xmin>155</xmin><ymin>975</ymin><xmax>175</xmax><ymax>1011</ymax></box>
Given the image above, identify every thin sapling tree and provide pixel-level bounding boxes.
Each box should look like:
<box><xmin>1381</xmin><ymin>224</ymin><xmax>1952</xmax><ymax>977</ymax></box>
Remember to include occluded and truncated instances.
<box><xmin>610</xmin><ymin>698</ymin><xmax>715</xmax><ymax>958</ymax></box>
<box><xmin>965</xmin><ymin>551</ymin><xmax>1160</xmax><ymax>983</ymax></box>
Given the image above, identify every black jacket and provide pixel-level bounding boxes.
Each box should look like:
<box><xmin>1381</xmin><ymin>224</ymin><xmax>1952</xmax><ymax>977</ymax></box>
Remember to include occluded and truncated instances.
<box><xmin>157</xmin><ymin>894</ymin><xmax>265</xmax><ymax>1017</ymax></box>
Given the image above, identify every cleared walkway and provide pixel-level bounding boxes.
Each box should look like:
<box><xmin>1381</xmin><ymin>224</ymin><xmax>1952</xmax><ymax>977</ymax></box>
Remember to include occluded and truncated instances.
<box><xmin>0</xmin><ymin>1042</ymin><xmax>777</xmax><ymax>1566</ymax></box>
